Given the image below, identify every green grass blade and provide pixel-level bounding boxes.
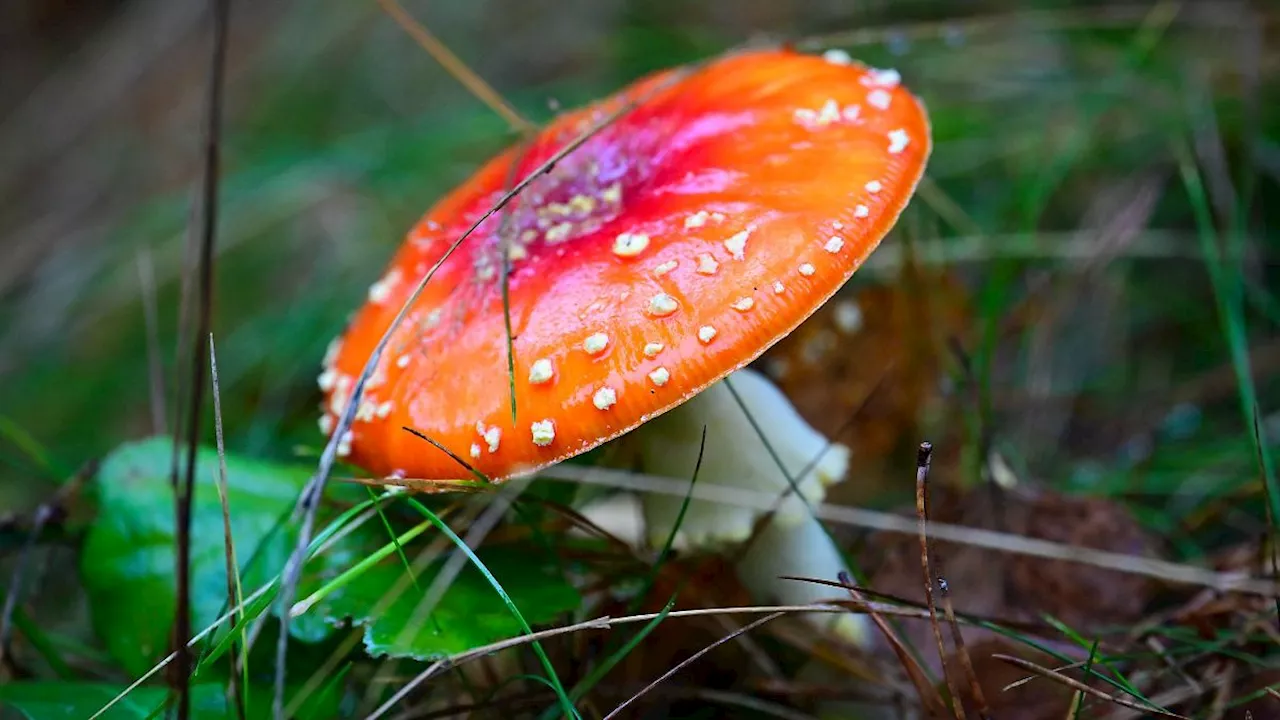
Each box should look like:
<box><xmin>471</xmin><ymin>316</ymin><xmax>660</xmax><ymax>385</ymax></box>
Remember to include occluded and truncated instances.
<box><xmin>1070</xmin><ymin>638</ymin><xmax>1100</xmax><ymax>720</ymax></box>
<box><xmin>0</xmin><ymin>414</ymin><xmax>61</xmax><ymax>479</ymax></box>
<box><xmin>403</xmin><ymin>497</ymin><xmax>579</xmax><ymax>719</ymax></box>
<box><xmin>366</xmin><ymin>486</ymin><xmax>421</xmax><ymax>593</ymax></box>
<box><xmin>1175</xmin><ymin>140</ymin><xmax>1280</xmax><ymax>528</ymax></box>
<box><xmin>198</xmin><ymin>491</ymin><xmax>395</xmax><ymax>671</ymax></box>
<box><xmin>576</xmin><ymin>597</ymin><xmax>674</xmax><ymax>703</ymax></box>
<box><xmin>289</xmin><ymin>515</ymin><xmax>436</xmax><ymax>617</ymax></box>
<box><xmin>1042</xmin><ymin>614</ymin><xmax>1145</xmax><ymax>701</ymax></box>
<box><xmin>627</xmin><ymin>426</ymin><xmax>706</xmax><ymax>615</ymax></box>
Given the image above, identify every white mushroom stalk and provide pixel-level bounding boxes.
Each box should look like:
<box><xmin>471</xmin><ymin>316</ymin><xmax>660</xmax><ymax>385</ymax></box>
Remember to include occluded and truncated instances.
<box><xmin>578</xmin><ymin>367</ymin><xmax>867</xmax><ymax>645</ymax></box>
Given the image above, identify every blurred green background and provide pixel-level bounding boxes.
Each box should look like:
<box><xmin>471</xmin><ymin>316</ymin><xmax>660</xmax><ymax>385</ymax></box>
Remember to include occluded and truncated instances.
<box><xmin>4</xmin><ymin>0</ymin><xmax>1276</xmax><ymax>503</ymax></box>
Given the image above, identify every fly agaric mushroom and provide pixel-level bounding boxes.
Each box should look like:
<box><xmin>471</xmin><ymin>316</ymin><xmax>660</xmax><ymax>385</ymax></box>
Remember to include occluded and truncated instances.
<box><xmin>319</xmin><ymin>48</ymin><xmax>930</xmax><ymax>641</ymax></box>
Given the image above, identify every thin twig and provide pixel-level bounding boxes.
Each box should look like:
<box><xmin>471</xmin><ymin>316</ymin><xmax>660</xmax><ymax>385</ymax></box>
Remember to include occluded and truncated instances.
<box><xmin>511</xmin><ymin>465</ymin><xmax>1280</xmax><ymax>596</ymax></box>
<box><xmin>603</xmin><ymin>612</ymin><xmax>785</xmax><ymax>720</ymax></box>
<box><xmin>785</xmin><ymin>576</ymin><xmax>1060</xmax><ymax>640</ymax></box>
<box><xmin>937</xmin><ymin>573</ymin><xmax>989</xmax><ymax>719</ymax></box>
<box><xmin>837</xmin><ymin>571</ymin><xmax>948</xmax><ymax>716</ymax></box>
<box><xmin>172</xmin><ymin>1</ymin><xmax>229</xmax><ymax>717</ymax></box>
<box><xmin>928</xmin><ymin>488</ymin><xmax>990</xmax><ymax>720</ymax></box>
<box><xmin>992</xmin><ymin>654</ymin><xmax>1186</xmax><ymax>718</ymax></box>
<box><xmin>123</xmin><ymin>596</ymin><xmax>907</xmax><ymax>720</ymax></box>
<box><xmin>915</xmin><ymin>443</ymin><xmax>965</xmax><ymax>720</ymax></box>
<box><xmin>366</xmin><ymin>602</ymin><xmax>928</xmax><ymax>720</ymax></box>
<box><xmin>376</xmin><ymin>0</ymin><xmax>533</xmax><ymax>134</ymax></box>
<box><xmin>209</xmin><ymin>335</ymin><xmax>246</xmax><ymax>720</ymax></box>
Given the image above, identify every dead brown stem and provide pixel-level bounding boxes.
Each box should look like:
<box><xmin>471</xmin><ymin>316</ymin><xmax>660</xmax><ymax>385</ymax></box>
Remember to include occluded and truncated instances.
<box><xmin>602</xmin><ymin>612</ymin><xmax>785</xmax><ymax>720</ymax></box>
<box><xmin>915</xmin><ymin>442</ymin><xmax>966</xmax><ymax>719</ymax></box>
<box><xmin>838</xmin><ymin>571</ymin><xmax>949</xmax><ymax>716</ymax></box>
<box><xmin>993</xmin><ymin>654</ymin><xmax>1186</xmax><ymax>718</ymax></box>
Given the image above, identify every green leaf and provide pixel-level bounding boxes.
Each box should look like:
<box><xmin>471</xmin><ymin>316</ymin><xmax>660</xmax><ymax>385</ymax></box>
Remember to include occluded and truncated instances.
<box><xmin>196</xmin><ymin>489</ymin><xmax>404</xmax><ymax>670</ymax></box>
<box><xmin>81</xmin><ymin>437</ymin><xmax>311</xmax><ymax>675</ymax></box>
<box><xmin>79</xmin><ymin>438</ymin><xmax>579</xmax><ymax>675</ymax></box>
<box><xmin>0</xmin><ymin>683</ymin><xmax>224</xmax><ymax>720</ymax></box>
<box><xmin>302</xmin><ymin>547</ymin><xmax>580</xmax><ymax>660</ymax></box>
<box><xmin>0</xmin><ymin>681</ymin><xmax>342</xmax><ymax>720</ymax></box>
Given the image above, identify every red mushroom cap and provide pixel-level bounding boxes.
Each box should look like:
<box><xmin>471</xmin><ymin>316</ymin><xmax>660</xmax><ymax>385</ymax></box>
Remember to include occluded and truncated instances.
<box><xmin>319</xmin><ymin>48</ymin><xmax>931</xmax><ymax>482</ymax></box>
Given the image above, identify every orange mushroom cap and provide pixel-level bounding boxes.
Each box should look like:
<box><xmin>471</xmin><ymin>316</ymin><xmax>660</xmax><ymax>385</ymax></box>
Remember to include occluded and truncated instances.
<box><xmin>319</xmin><ymin>48</ymin><xmax>931</xmax><ymax>483</ymax></box>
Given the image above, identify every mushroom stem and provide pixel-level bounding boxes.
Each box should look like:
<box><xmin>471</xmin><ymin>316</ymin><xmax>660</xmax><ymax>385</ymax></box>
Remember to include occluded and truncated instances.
<box><xmin>580</xmin><ymin>367</ymin><xmax>866</xmax><ymax>645</ymax></box>
<box><xmin>734</xmin><ymin>505</ymin><xmax>869</xmax><ymax>645</ymax></box>
<box><xmin>635</xmin><ymin>368</ymin><xmax>850</xmax><ymax>549</ymax></box>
